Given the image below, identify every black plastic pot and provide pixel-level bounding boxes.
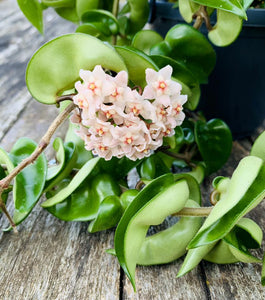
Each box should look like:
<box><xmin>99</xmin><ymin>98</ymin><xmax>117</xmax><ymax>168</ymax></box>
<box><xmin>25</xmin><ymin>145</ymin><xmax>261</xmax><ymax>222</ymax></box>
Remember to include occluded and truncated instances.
<box><xmin>150</xmin><ymin>1</ymin><xmax>265</xmax><ymax>138</ymax></box>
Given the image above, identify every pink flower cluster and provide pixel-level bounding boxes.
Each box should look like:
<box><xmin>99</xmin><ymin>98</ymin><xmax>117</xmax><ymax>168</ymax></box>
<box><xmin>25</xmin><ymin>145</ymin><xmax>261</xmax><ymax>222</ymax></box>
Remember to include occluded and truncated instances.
<box><xmin>71</xmin><ymin>65</ymin><xmax>187</xmax><ymax>160</ymax></box>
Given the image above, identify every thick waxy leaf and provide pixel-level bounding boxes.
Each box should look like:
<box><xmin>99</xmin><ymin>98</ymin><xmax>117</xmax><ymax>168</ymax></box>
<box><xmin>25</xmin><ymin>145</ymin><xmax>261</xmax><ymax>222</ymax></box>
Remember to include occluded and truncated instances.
<box><xmin>115</xmin><ymin>174</ymin><xmax>195</xmax><ymax>290</ymax></box>
<box><xmin>42</xmin><ymin>157</ymin><xmax>100</xmax><ymax>207</ymax></box>
<box><xmin>192</xmin><ymin>0</ymin><xmax>247</xmax><ymax>19</ymax></box>
<box><xmin>188</xmin><ymin>156</ymin><xmax>265</xmax><ymax>248</ymax></box>
<box><xmin>46</xmin><ymin>138</ymin><xmax>65</xmax><ymax>181</ymax></box>
<box><xmin>208</xmin><ymin>9</ymin><xmax>242</xmax><ymax>46</ymax></box>
<box><xmin>140</xmin><ymin>154</ymin><xmax>170</xmax><ymax>180</ymax></box>
<box><xmin>44</xmin><ymin>142</ymin><xmax>77</xmax><ymax>192</ymax></box>
<box><xmin>120</xmin><ymin>189</ymin><xmax>139</xmax><ymax>211</ymax></box>
<box><xmin>150</xmin><ymin>25</ymin><xmax>216</xmax><ymax>84</ymax></box>
<box><xmin>151</xmin><ymin>55</ymin><xmax>200</xmax><ymax>110</ymax></box>
<box><xmin>250</xmin><ymin>131</ymin><xmax>265</xmax><ymax>161</ymax></box>
<box><xmin>64</xmin><ymin>121</ymin><xmax>93</xmax><ymax>168</ymax></box>
<box><xmin>9</xmin><ymin>138</ymin><xmax>47</xmax><ymax>225</ymax></box>
<box><xmin>41</xmin><ymin>0</ymin><xmax>75</xmax><ymax>8</ymax></box>
<box><xmin>26</xmin><ymin>34</ymin><xmax>127</xmax><ymax>104</ymax></box>
<box><xmin>115</xmin><ymin>174</ymin><xmax>174</xmax><ymax>289</ymax></box>
<box><xmin>179</xmin><ymin>0</ymin><xmax>200</xmax><ymax>23</ymax></box>
<box><xmin>132</xmin><ymin>30</ymin><xmax>163</xmax><ymax>54</ymax></box>
<box><xmin>76</xmin><ymin>0</ymin><xmax>99</xmax><ymax>19</ymax></box>
<box><xmin>88</xmin><ymin>195</ymin><xmax>123</xmax><ymax>233</ymax></box>
<box><xmin>81</xmin><ymin>10</ymin><xmax>119</xmax><ymax>35</ymax></box>
<box><xmin>17</xmin><ymin>0</ymin><xmax>43</xmax><ymax>33</ymax></box>
<box><xmin>114</xmin><ymin>46</ymin><xmax>158</xmax><ymax>87</ymax></box>
<box><xmin>125</xmin><ymin>0</ymin><xmax>149</xmax><ymax>35</ymax></box>
<box><xmin>137</xmin><ymin>200</ymin><xmax>202</xmax><ymax>265</ymax></box>
<box><xmin>195</xmin><ymin>119</ymin><xmax>232</xmax><ymax>174</ymax></box>
<box><xmin>75</xmin><ymin>23</ymin><xmax>110</xmax><ymax>40</ymax></box>
<box><xmin>55</xmin><ymin>6</ymin><xmax>79</xmax><ymax>22</ymax></box>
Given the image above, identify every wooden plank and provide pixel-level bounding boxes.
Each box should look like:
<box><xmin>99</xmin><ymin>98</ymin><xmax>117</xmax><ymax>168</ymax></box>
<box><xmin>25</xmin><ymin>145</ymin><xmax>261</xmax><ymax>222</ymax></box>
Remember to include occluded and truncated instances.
<box><xmin>0</xmin><ymin>0</ymin><xmax>75</xmax><ymax>140</ymax></box>
<box><xmin>0</xmin><ymin>100</ymin><xmax>121</xmax><ymax>300</ymax></box>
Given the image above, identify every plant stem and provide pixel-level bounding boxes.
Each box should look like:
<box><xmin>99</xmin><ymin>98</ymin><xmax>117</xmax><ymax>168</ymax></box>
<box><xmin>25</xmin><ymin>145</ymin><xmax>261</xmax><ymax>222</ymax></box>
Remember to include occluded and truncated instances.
<box><xmin>0</xmin><ymin>102</ymin><xmax>76</xmax><ymax>231</ymax></box>
<box><xmin>172</xmin><ymin>206</ymin><xmax>212</xmax><ymax>217</ymax></box>
<box><xmin>193</xmin><ymin>6</ymin><xmax>212</xmax><ymax>31</ymax></box>
<box><xmin>160</xmin><ymin>149</ymin><xmax>197</xmax><ymax>168</ymax></box>
<box><xmin>112</xmin><ymin>0</ymin><xmax>120</xmax><ymax>45</ymax></box>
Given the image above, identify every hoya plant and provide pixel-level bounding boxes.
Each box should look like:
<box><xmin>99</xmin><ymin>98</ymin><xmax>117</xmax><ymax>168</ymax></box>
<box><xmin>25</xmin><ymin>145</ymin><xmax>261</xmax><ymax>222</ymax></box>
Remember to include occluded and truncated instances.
<box><xmin>0</xmin><ymin>0</ymin><xmax>264</xmax><ymax>291</ymax></box>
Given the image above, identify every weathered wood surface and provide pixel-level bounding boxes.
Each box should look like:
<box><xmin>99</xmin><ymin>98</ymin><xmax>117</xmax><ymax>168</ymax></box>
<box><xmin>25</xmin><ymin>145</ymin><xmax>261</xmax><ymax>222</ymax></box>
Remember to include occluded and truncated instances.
<box><xmin>0</xmin><ymin>1</ymin><xmax>265</xmax><ymax>299</ymax></box>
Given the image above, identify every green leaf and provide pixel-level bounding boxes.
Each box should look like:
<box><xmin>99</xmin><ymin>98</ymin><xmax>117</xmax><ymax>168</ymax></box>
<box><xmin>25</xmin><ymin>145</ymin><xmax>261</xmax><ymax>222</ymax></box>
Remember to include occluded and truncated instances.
<box><xmin>115</xmin><ymin>174</ymin><xmax>175</xmax><ymax>290</ymax></box>
<box><xmin>132</xmin><ymin>30</ymin><xmax>163</xmax><ymax>54</ymax></box>
<box><xmin>208</xmin><ymin>9</ymin><xmax>242</xmax><ymax>47</ymax></box>
<box><xmin>114</xmin><ymin>46</ymin><xmax>158</xmax><ymax>87</ymax></box>
<box><xmin>195</xmin><ymin>119</ymin><xmax>232</xmax><ymax>174</ymax></box>
<box><xmin>41</xmin><ymin>157</ymin><xmax>100</xmax><ymax>207</ymax></box>
<box><xmin>46</xmin><ymin>138</ymin><xmax>65</xmax><ymax>181</ymax></box>
<box><xmin>150</xmin><ymin>55</ymin><xmax>201</xmax><ymax>110</ymax></box>
<box><xmin>179</xmin><ymin>0</ymin><xmax>200</xmax><ymax>23</ymax></box>
<box><xmin>64</xmin><ymin>122</ymin><xmax>93</xmax><ymax>168</ymax></box>
<box><xmin>44</xmin><ymin>142</ymin><xmax>77</xmax><ymax>192</ymax></box>
<box><xmin>137</xmin><ymin>200</ymin><xmax>202</xmax><ymax>265</ymax></box>
<box><xmin>17</xmin><ymin>0</ymin><xmax>43</xmax><ymax>33</ymax></box>
<box><xmin>88</xmin><ymin>195</ymin><xmax>123</xmax><ymax>233</ymax></box>
<box><xmin>192</xmin><ymin>0</ymin><xmax>247</xmax><ymax>19</ymax></box>
<box><xmin>150</xmin><ymin>24</ymin><xmax>216</xmax><ymax>84</ymax></box>
<box><xmin>10</xmin><ymin>138</ymin><xmax>47</xmax><ymax>225</ymax></box>
<box><xmin>41</xmin><ymin>0</ymin><xmax>75</xmax><ymax>8</ymax></box>
<box><xmin>125</xmin><ymin>0</ymin><xmax>149</xmax><ymax>35</ymax></box>
<box><xmin>250</xmin><ymin>131</ymin><xmax>265</xmax><ymax>161</ymax></box>
<box><xmin>120</xmin><ymin>189</ymin><xmax>139</xmax><ymax>211</ymax></box>
<box><xmin>188</xmin><ymin>156</ymin><xmax>265</xmax><ymax>248</ymax></box>
<box><xmin>55</xmin><ymin>6</ymin><xmax>79</xmax><ymax>23</ymax></box>
<box><xmin>76</xmin><ymin>0</ymin><xmax>100</xmax><ymax>19</ymax></box>
<box><xmin>81</xmin><ymin>10</ymin><xmax>120</xmax><ymax>35</ymax></box>
<box><xmin>26</xmin><ymin>33</ymin><xmax>127</xmax><ymax>104</ymax></box>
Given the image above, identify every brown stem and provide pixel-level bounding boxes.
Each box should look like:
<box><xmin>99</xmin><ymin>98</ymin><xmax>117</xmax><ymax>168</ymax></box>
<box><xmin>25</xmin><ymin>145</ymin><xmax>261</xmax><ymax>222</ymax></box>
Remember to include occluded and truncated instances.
<box><xmin>56</xmin><ymin>94</ymin><xmax>76</xmax><ymax>104</ymax></box>
<box><xmin>0</xmin><ymin>102</ymin><xmax>76</xmax><ymax>230</ymax></box>
<box><xmin>193</xmin><ymin>6</ymin><xmax>212</xmax><ymax>31</ymax></box>
<box><xmin>160</xmin><ymin>150</ymin><xmax>197</xmax><ymax>168</ymax></box>
<box><xmin>172</xmin><ymin>206</ymin><xmax>213</xmax><ymax>217</ymax></box>
<box><xmin>0</xmin><ymin>197</ymin><xmax>18</xmax><ymax>233</ymax></box>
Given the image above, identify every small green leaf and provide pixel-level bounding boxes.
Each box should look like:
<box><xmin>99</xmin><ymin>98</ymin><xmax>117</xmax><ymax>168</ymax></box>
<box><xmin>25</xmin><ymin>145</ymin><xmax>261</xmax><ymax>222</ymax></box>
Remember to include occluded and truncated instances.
<box><xmin>132</xmin><ymin>30</ymin><xmax>163</xmax><ymax>54</ymax></box>
<box><xmin>81</xmin><ymin>10</ymin><xmax>120</xmax><ymax>35</ymax></box>
<box><xmin>88</xmin><ymin>195</ymin><xmax>123</xmax><ymax>233</ymax></box>
<box><xmin>46</xmin><ymin>138</ymin><xmax>65</xmax><ymax>181</ymax></box>
<box><xmin>55</xmin><ymin>6</ymin><xmax>79</xmax><ymax>23</ymax></box>
<box><xmin>195</xmin><ymin>119</ymin><xmax>232</xmax><ymax>174</ymax></box>
<box><xmin>10</xmin><ymin>138</ymin><xmax>47</xmax><ymax>225</ymax></box>
<box><xmin>17</xmin><ymin>0</ymin><xmax>43</xmax><ymax>33</ymax></box>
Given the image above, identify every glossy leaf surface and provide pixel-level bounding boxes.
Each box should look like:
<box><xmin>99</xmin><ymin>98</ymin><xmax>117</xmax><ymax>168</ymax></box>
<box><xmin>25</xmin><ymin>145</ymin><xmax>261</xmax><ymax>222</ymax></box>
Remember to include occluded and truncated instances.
<box><xmin>179</xmin><ymin>0</ymin><xmax>200</xmax><ymax>23</ymax></box>
<box><xmin>150</xmin><ymin>25</ymin><xmax>216</xmax><ymax>84</ymax></box>
<box><xmin>195</xmin><ymin>119</ymin><xmax>232</xmax><ymax>174</ymax></box>
<box><xmin>26</xmin><ymin>34</ymin><xmax>127</xmax><ymax>104</ymax></box>
<box><xmin>42</xmin><ymin>157</ymin><xmax>100</xmax><ymax>207</ymax></box>
<box><xmin>132</xmin><ymin>30</ymin><xmax>163</xmax><ymax>54</ymax></box>
<box><xmin>250</xmin><ymin>131</ymin><xmax>265</xmax><ymax>161</ymax></box>
<box><xmin>189</xmin><ymin>156</ymin><xmax>265</xmax><ymax>248</ymax></box>
<box><xmin>76</xmin><ymin>0</ymin><xmax>99</xmax><ymax>19</ymax></box>
<box><xmin>192</xmin><ymin>0</ymin><xmax>247</xmax><ymax>19</ymax></box>
<box><xmin>88</xmin><ymin>195</ymin><xmax>123</xmax><ymax>232</ymax></box>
